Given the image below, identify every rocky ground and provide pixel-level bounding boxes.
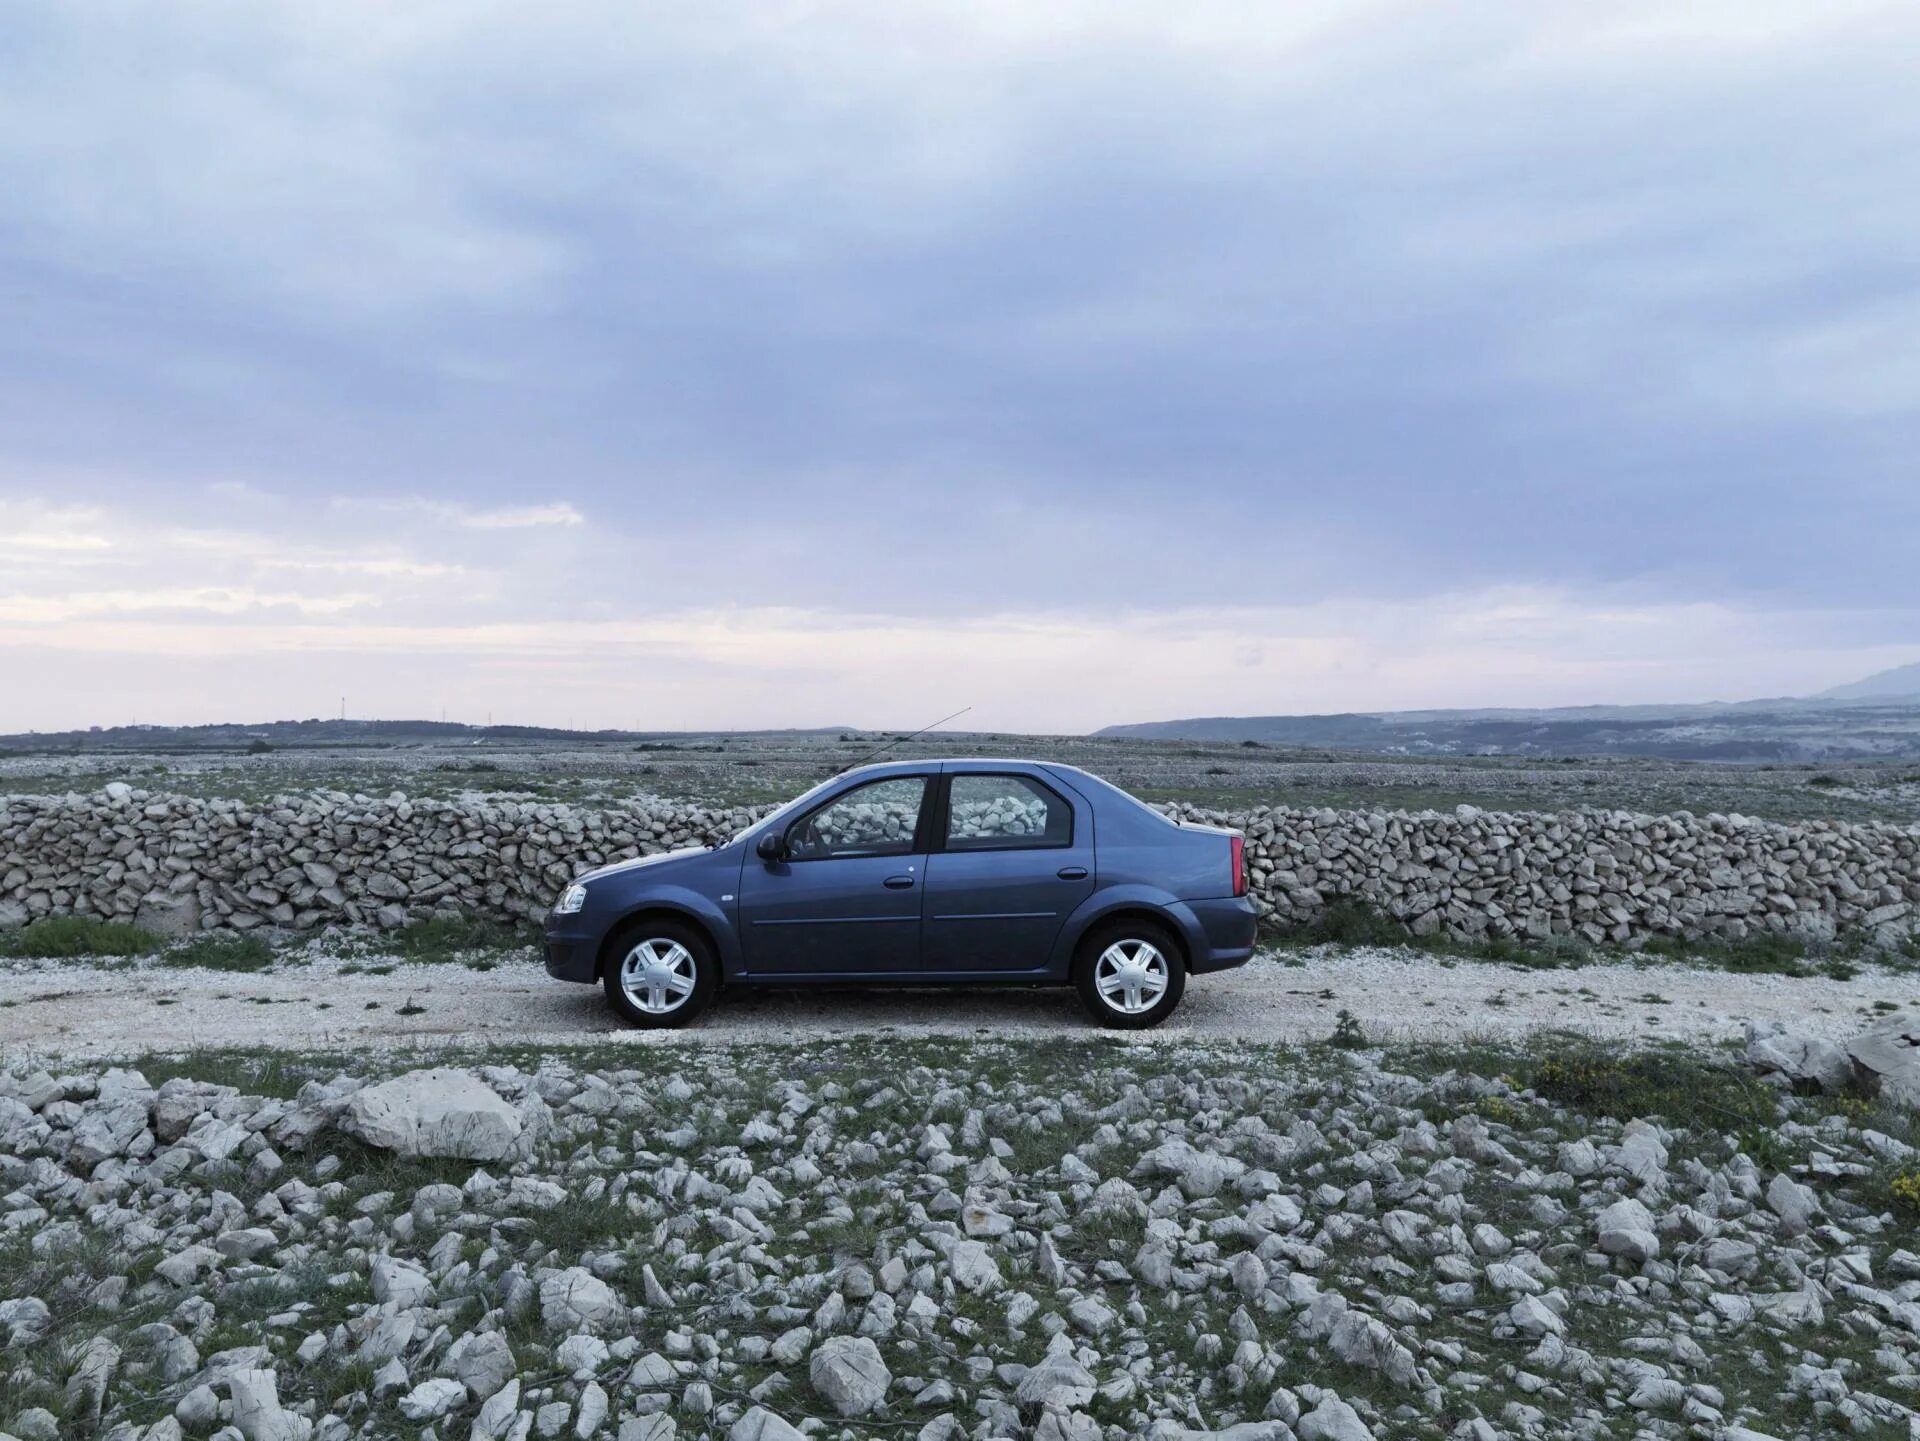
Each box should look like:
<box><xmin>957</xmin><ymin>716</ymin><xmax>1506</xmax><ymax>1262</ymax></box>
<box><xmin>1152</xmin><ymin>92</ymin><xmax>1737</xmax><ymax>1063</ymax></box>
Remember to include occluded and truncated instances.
<box><xmin>3</xmin><ymin>1035</ymin><xmax>1919</xmax><ymax>1441</ymax></box>
<box><xmin>2</xmin><ymin>948</ymin><xmax>1919</xmax><ymax>1061</ymax></box>
<box><xmin>4</xmin><ymin>735</ymin><xmax>1915</xmax><ymax>825</ymax></box>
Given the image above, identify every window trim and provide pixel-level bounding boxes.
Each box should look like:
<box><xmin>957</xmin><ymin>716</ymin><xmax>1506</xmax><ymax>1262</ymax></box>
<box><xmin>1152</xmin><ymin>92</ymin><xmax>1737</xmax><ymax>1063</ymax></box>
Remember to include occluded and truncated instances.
<box><xmin>780</xmin><ymin>774</ymin><xmax>935</xmax><ymax>863</ymax></box>
<box><xmin>933</xmin><ymin>771</ymin><xmax>1076</xmax><ymax>855</ymax></box>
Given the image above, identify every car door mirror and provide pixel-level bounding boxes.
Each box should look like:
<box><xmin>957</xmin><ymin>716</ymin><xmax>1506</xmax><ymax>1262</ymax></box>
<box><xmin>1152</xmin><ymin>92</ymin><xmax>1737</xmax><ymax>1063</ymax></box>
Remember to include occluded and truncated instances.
<box><xmin>756</xmin><ymin>831</ymin><xmax>786</xmax><ymax>862</ymax></box>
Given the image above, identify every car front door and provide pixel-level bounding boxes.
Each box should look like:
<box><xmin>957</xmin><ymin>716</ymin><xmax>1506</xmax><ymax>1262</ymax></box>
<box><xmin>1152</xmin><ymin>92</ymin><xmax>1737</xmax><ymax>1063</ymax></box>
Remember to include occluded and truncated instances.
<box><xmin>921</xmin><ymin>769</ymin><xmax>1095</xmax><ymax>973</ymax></box>
<box><xmin>737</xmin><ymin>774</ymin><xmax>932</xmax><ymax>975</ymax></box>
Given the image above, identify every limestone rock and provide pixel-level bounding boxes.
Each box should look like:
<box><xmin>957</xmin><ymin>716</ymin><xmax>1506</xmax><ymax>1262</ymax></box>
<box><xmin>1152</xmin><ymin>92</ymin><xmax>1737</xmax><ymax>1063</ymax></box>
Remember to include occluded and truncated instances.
<box><xmin>342</xmin><ymin>1068</ymin><xmax>546</xmax><ymax>1161</ymax></box>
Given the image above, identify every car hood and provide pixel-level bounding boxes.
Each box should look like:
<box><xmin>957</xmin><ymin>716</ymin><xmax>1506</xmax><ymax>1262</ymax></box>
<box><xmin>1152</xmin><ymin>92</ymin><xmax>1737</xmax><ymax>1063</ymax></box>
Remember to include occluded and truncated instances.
<box><xmin>578</xmin><ymin>846</ymin><xmax>712</xmax><ymax>883</ymax></box>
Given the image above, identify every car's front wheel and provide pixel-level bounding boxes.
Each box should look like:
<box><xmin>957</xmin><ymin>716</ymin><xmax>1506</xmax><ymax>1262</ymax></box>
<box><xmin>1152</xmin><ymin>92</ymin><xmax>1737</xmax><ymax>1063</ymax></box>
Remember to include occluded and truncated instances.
<box><xmin>1073</xmin><ymin>918</ymin><xmax>1185</xmax><ymax>1029</ymax></box>
<box><xmin>602</xmin><ymin>919</ymin><xmax>718</xmax><ymax>1029</ymax></box>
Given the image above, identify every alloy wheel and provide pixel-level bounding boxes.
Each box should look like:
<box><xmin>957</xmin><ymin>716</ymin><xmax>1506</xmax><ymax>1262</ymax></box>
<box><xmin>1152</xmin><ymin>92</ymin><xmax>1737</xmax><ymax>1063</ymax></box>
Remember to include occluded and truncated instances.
<box><xmin>1093</xmin><ymin>938</ymin><xmax>1168</xmax><ymax>1014</ymax></box>
<box><xmin>619</xmin><ymin>938</ymin><xmax>697</xmax><ymax>1015</ymax></box>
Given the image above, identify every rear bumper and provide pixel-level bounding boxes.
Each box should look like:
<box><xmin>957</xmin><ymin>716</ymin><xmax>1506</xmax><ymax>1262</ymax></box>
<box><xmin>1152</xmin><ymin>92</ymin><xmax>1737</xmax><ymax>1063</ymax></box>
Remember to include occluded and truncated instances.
<box><xmin>543</xmin><ymin>922</ymin><xmax>601</xmax><ymax>983</ymax></box>
<box><xmin>1183</xmin><ymin>895</ymin><xmax>1259</xmax><ymax>974</ymax></box>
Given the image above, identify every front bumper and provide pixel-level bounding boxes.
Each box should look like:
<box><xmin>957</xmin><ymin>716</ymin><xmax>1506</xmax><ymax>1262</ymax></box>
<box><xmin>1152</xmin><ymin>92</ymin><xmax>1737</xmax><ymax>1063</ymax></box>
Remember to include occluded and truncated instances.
<box><xmin>543</xmin><ymin>920</ymin><xmax>601</xmax><ymax>983</ymax></box>
<box><xmin>1184</xmin><ymin>895</ymin><xmax>1259</xmax><ymax>973</ymax></box>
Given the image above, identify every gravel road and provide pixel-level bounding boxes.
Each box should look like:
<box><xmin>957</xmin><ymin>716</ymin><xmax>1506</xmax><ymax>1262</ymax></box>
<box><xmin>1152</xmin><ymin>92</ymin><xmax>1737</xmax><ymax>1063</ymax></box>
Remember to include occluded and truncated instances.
<box><xmin>3</xmin><ymin>947</ymin><xmax>1914</xmax><ymax>1060</ymax></box>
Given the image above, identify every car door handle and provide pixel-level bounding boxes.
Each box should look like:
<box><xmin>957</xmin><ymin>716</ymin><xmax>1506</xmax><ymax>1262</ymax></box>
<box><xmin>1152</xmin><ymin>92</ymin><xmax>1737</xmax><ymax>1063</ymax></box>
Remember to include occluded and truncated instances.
<box><xmin>884</xmin><ymin>875</ymin><xmax>916</xmax><ymax>889</ymax></box>
<box><xmin>1056</xmin><ymin>866</ymin><xmax>1089</xmax><ymax>880</ymax></box>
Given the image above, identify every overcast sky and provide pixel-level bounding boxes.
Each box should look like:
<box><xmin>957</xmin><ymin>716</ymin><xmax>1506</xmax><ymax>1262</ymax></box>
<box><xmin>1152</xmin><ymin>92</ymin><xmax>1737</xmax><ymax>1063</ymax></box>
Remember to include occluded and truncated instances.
<box><xmin>2</xmin><ymin>1</ymin><xmax>1916</xmax><ymax>733</ymax></box>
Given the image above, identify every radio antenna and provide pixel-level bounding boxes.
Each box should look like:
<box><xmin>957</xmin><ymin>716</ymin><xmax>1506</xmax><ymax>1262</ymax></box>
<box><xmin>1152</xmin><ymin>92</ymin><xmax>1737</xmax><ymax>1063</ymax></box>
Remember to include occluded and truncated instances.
<box><xmin>837</xmin><ymin>705</ymin><xmax>972</xmax><ymax>774</ymax></box>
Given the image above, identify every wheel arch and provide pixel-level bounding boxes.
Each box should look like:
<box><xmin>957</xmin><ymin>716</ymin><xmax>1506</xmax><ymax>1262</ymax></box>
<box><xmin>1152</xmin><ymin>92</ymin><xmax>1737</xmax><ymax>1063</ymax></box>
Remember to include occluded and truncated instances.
<box><xmin>1075</xmin><ymin>907</ymin><xmax>1191</xmax><ymax>970</ymax></box>
<box><xmin>1052</xmin><ymin>887</ymin><xmax>1196</xmax><ymax>976</ymax></box>
<box><xmin>596</xmin><ymin>900</ymin><xmax>732</xmax><ymax>984</ymax></box>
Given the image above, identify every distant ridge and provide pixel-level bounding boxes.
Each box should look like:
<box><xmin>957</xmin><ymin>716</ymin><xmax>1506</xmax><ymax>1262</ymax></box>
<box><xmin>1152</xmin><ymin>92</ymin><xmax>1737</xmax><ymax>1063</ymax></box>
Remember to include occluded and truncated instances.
<box><xmin>0</xmin><ymin>718</ymin><xmax>857</xmax><ymax>752</ymax></box>
<box><xmin>1818</xmin><ymin>660</ymin><xmax>1920</xmax><ymax>702</ymax></box>
<box><xmin>1097</xmin><ymin>691</ymin><xmax>1920</xmax><ymax>762</ymax></box>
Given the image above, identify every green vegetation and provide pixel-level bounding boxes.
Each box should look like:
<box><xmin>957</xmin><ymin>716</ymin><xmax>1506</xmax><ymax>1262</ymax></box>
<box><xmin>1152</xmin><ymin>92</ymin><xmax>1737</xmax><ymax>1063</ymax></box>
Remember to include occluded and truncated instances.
<box><xmin>1323</xmin><ymin>1007</ymin><xmax>1368</xmax><ymax>1049</ymax></box>
<box><xmin>340</xmin><ymin>915</ymin><xmax>535</xmax><ymax>963</ymax></box>
<box><xmin>0</xmin><ymin>916</ymin><xmax>159</xmax><ymax>958</ymax></box>
<box><xmin>159</xmin><ymin>932</ymin><xmax>276</xmax><ymax>972</ymax></box>
<box><xmin>1891</xmin><ymin>1169</ymin><xmax>1920</xmax><ymax>1215</ymax></box>
<box><xmin>1262</xmin><ymin>897</ymin><xmax>1914</xmax><ymax>977</ymax></box>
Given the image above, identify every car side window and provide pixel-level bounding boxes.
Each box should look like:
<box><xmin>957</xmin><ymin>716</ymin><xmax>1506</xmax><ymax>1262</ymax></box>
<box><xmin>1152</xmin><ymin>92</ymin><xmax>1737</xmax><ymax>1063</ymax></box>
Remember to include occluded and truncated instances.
<box><xmin>945</xmin><ymin>774</ymin><xmax>1073</xmax><ymax>851</ymax></box>
<box><xmin>785</xmin><ymin>777</ymin><xmax>929</xmax><ymax>860</ymax></box>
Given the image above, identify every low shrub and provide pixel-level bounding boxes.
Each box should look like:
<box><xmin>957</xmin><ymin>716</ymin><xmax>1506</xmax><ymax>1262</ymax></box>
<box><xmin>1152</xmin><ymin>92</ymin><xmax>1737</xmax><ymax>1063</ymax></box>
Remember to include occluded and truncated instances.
<box><xmin>0</xmin><ymin>916</ymin><xmax>159</xmax><ymax>959</ymax></box>
<box><xmin>161</xmin><ymin>933</ymin><xmax>276</xmax><ymax>972</ymax></box>
<box><xmin>1525</xmin><ymin>1042</ymin><xmax>1778</xmax><ymax>1129</ymax></box>
<box><xmin>374</xmin><ymin>915</ymin><xmax>534</xmax><ymax>963</ymax></box>
<box><xmin>1892</xmin><ymin>1170</ymin><xmax>1920</xmax><ymax>1215</ymax></box>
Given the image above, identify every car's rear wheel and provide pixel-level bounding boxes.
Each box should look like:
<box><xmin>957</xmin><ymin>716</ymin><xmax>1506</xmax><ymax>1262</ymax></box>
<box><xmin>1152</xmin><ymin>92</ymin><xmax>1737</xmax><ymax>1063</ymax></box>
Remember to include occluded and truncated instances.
<box><xmin>602</xmin><ymin>919</ymin><xmax>718</xmax><ymax>1029</ymax></box>
<box><xmin>1073</xmin><ymin>918</ymin><xmax>1185</xmax><ymax>1029</ymax></box>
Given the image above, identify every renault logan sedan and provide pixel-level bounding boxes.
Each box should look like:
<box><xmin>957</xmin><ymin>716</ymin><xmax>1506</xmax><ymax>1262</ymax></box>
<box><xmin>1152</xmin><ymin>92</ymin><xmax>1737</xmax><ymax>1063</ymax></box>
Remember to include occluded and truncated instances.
<box><xmin>544</xmin><ymin>759</ymin><xmax>1255</xmax><ymax>1029</ymax></box>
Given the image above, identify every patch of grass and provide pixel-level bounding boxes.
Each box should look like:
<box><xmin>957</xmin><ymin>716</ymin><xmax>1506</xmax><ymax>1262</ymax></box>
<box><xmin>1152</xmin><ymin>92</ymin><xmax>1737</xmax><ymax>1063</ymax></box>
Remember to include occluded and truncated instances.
<box><xmin>1267</xmin><ymin>898</ymin><xmax>1909</xmax><ymax>979</ymax></box>
<box><xmin>160</xmin><ymin>932</ymin><xmax>277</xmax><ymax>971</ymax></box>
<box><xmin>1398</xmin><ymin>1033</ymin><xmax>1784</xmax><ymax>1131</ymax></box>
<box><xmin>1736</xmin><ymin>1123</ymin><xmax>1798</xmax><ymax>1176</ymax></box>
<box><xmin>120</xmin><ymin>1048</ymin><xmax>329</xmax><ymax>1098</ymax></box>
<box><xmin>354</xmin><ymin>915</ymin><xmax>535</xmax><ymax>963</ymax></box>
<box><xmin>1527</xmin><ymin>1041</ymin><xmax>1781</xmax><ymax>1129</ymax></box>
<box><xmin>1268</xmin><ymin>900</ymin><xmax>1410</xmax><ymax>948</ymax></box>
<box><xmin>0</xmin><ymin>915</ymin><xmax>159</xmax><ymax>958</ymax></box>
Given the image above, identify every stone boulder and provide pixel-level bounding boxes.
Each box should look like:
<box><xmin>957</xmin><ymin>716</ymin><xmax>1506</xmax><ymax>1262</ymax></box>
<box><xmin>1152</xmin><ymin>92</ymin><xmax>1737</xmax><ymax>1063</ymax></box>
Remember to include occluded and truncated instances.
<box><xmin>809</xmin><ymin>1335</ymin><xmax>890</xmax><ymax>1417</ymax></box>
<box><xmin>1746</xmin><ymin>1021</ymin><xmax>1854</xmax><ymax>1094</ymax></box>
<box><xmin>539</xmin><ymin>1267</ymin><xmax>623</xmax><ymax>1331</ymax></box>
<box><xmin>1848</xmin><ymin>1012</ymin><xmax>1920</xmax><ymax>1109</ymax></box>
<box><xmin>135</xmin><ymin>889</ymin><xmax>202</xmax><ymax>939</ymax></box>
<box><xmin>340</xmin><ymin>1068</ymin><xmax>546</xmax><ymax>1161</ymax></box>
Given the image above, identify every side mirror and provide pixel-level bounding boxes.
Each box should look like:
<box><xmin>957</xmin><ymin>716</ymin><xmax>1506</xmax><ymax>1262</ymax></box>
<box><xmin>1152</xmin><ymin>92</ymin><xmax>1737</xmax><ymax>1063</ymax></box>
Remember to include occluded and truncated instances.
<box><xmin>755</xmin><ymin>831</ymin><xmax>785</xmax><ymax>862</ymax></box>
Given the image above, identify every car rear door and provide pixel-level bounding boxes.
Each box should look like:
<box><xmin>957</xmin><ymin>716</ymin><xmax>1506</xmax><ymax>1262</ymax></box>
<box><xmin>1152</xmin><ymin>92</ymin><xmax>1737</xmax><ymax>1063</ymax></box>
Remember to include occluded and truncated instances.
<box><xmin>737</xmin><ymin>774</ymin><xmax>931</xmax><ymax>975</ymax></box>
<box><xmin>920</xmin><ymin>767</ymin><xmax>1094</xmax><ymax>973</ymax></box>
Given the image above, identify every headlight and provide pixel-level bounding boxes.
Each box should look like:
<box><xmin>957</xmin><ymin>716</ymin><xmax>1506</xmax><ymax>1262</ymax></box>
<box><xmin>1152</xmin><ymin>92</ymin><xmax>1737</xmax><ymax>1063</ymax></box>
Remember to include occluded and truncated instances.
<box><xmin>553</xmin><ymin>882</ymin><xmax>588</xmax><ymax>916</ymax></box>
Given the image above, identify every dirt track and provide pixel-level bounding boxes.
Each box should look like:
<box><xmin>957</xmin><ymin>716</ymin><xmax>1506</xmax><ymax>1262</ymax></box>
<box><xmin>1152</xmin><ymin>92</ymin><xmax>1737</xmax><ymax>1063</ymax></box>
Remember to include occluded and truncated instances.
<box><xmin>2</xmin><ymin>947</ymin><xmax>1914</xmax><ymax>1060</ymax></box>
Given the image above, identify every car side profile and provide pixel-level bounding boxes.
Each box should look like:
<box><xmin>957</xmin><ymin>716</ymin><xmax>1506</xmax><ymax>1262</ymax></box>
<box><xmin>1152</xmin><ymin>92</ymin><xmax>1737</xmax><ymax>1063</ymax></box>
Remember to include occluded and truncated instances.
<box><xmin>543</xmin><ymin>759</ymin><xmax>1255</xmax><ymax>1028</ymax></box>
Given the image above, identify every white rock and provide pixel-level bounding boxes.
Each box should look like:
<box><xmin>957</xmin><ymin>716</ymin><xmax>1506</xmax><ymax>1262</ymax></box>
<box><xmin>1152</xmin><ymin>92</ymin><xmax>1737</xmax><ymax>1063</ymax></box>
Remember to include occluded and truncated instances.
<box><xmin>454</xmin><ymin>1331</ymin><xmax>516</xmax><ymax>1398</ymax></box>
<box><xmin>1016</xmin><ymin>1354</ymin><xmax>1097</xmax><ymax>1409</ymax></box>
<box><xmin>371</xmin><ymin>1255</ymin><xmax>433</xmax><ymax>1309</ymax></box>
<box><xmin>472</xmin><ymin>1378</ymin><xmax>521</xmax><ymax>1440</ymax></box>
<box><xmin>1747</xmin><ymin>1021</ymin><xmax>1854</xmax><ymax>1094</ymax></box>
<box><xmin>809</xmin><ymin>1335</ymin><xmax>891</xmax><ymax>1417</ymax></box>
<box><xmin>342</xmin><ymin>1069</ymin><xmax>546</xmax><ymax>1162</ymax></box>
<box><xmin>1847</xmin><ymin>1013</ymin><xmax>1920</xmax><ymax>1108</ymax></box>
<box><xmin>1765</xmin><ymin>1174</ymin><xmax>1820</xmax><ymax>1236</ymax></box>
<box><xmin>399</xmin><ymin>1377</ymin><xmax>467</xmax><ymax>1422</ymax></box>
<box><xmin>574</xmin><ymin>1379</ymin><xmax>608</xmax><ymax>1437</ymax></box>
<box><xmin>1595</xmin><ymin>1198</ymin><xmax>1660</xmax><ymax>1264</ymax></box>
<box><xmin>945</xmin><ymin>1239</ymin><xmax>1002</xmax><ymax>1294</ymax></box>
<box><xmin>556</xmin><ymin>1333</ymin><xmax>610</xmax><ymax>1376</ymax></box>
<box><xmin>1508</xmin><ymin>1296</ymin><xmax>1565</xmax><ymax>1339</ymax></box>
<box><xmin>540</xmin><ymin>1268</ymin><xmax>623</xmax><ymax>1331</ymax></box>
<box><xmin>727</xmin><ymin>1408</ymin><xmax>808</xmax><ymax>1441</ymax></box>
<box><xmin>1297</xmin><ymin>1396</ymin><xmax>1374</xmax><ymax>1441</ymax></box>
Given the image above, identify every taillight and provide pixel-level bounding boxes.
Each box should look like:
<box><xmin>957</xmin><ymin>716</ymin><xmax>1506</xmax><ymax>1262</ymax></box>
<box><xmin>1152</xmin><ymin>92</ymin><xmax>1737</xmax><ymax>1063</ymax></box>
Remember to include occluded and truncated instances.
<box><xmin>1230</xmin><ymin>834</ymin><xmax>1247</xmax><ymax>896</ymax></box>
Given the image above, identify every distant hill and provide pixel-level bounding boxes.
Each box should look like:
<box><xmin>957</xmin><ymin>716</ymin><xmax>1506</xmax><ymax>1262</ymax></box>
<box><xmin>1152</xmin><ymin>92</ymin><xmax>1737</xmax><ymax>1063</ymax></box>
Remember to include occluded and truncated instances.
<box><xmin>1818</xmin><ymin>661</ymin><xmax>1920</xmax><ymax>702</ymax></box>
<box><xmin>0</xmin><ymin>719</ymin><xmax>856</xmax><ymax>753</ymax></box>
<box><xmin>1097</xmin><ymin>697</ymin><xmax>1920</xmax><ymax>761</ymax></box>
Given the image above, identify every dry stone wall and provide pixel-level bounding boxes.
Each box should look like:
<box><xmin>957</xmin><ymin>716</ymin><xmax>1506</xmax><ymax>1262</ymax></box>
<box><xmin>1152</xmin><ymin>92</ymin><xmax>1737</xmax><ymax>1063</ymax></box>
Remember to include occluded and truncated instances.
<box><xmin>1</xmin><ymin>785</ymin><xmax>1916</xmax><ymax>948</ymax></box>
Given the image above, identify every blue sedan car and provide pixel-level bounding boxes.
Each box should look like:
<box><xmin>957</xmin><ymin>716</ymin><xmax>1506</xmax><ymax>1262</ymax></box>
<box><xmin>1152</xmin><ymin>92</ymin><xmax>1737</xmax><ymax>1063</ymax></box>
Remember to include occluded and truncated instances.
<box><xmin>544</xmin><ymin>759</ymin><xmax>1256</xmax><ymax>1028</ymax></box>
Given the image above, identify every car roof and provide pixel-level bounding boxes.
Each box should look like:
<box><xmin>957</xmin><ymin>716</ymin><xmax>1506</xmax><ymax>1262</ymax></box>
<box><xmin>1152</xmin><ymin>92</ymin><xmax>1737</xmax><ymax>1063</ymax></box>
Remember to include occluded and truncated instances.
<box><xmin>836</xmin><ymin>757</ymin><xmax>1072</xmax><ymax>778</ymax></box>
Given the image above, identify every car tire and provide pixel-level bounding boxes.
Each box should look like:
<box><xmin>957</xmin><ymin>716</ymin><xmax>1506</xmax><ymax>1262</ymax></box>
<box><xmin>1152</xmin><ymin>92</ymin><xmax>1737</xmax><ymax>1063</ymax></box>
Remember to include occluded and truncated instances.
<box><xmin>1073</xmin><ymin>918</ymin><xmax>1185</xmax><ymax>1029</ymax></box>
<box><xmin>602</xmin><ymin>918</ymin><xmax>719</xmax><ymax>1029</ymax></box>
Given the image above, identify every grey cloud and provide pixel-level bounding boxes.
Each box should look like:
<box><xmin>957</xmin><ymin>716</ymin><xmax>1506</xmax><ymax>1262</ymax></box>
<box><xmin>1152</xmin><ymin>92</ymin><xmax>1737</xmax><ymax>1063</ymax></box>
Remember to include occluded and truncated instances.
<box><xmin>0</xmin><ymin>1</ymin><xmax>1916</xmax><ymax>632</ymax></box>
